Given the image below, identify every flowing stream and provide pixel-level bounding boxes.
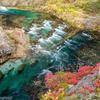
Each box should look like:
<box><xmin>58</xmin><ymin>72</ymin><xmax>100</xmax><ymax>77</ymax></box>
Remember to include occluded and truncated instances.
<box><xmin>0</xmin><ymin>7</ymin><xmax>99</xmax><ymax>99</ymax></box>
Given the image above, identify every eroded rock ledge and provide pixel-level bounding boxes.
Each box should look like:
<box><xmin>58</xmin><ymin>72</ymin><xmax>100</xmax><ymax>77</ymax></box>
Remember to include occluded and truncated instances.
<box><xmin>0</xmin><ymin>27</ymin><xmax>28</xmax><ymax>64</ymax></box>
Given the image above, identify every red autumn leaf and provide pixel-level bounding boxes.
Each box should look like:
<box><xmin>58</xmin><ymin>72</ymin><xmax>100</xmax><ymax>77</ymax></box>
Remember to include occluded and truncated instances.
<box><xmin>96</xmin><ymin>63</ymin><xmax>100</xmax><ymax>67</ymax></box>
<box><xmin>92</xmin><ymin>63</ymin><xmax>100</xmax><ymax>73</ymax></box>
<box><xmin>94</xmin><ymin>79</ymin><xmax>100</xmax><ymax>87</ymax></box>
<box><xmin>83</xmin><ymin>84</ymin><xmax>94</xmax><ymax>93</ymax></box>
<box><xmin>68</xmin><ymin>90</ymin><xmax>76</xmax><ymax>96</ymax></box>
<box><xmin>78</xmin><ymin>66</ymin><xmax>93</xmax><ymax>77</ymax></box>
<box><xmin>63</xmin><ymin>72</ymin><xmax>79</xmax><ymax>85</ymax></box>
<box><xmin>44</xmin><ymin>72</ymin><xmax>54</xmax><ymax>81</ymax></box>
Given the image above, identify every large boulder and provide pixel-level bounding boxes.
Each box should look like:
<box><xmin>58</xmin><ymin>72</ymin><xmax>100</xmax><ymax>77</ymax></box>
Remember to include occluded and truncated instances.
<box><xmin>0</xmin><ymin>27</ymin><xmax>15</xmax><ymax>64</ymax></box>
<box><xmin>0</xmin><ymin>27</ymin><xmax>28</xmax><ymax>64</ymax></box>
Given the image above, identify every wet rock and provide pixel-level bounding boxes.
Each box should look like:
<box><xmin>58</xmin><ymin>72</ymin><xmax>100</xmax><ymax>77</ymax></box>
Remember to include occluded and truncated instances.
<box><xmin>0</xmin><ymin>71</ymin><xmax>4</xmax><ymax>79</ymax></box>
<box><xmin>17</xmin><ymin>64</ymin><xmax>25</xmax><ymax>73</ymax></box>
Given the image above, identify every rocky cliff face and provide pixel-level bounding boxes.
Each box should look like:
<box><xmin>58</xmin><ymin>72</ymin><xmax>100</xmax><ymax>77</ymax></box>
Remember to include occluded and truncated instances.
<box><xmin>0</xmin><ymin>0</ymin><xmax>45</xmax><ymax>7</ymax></box>
<box><xmin>0</xmin><ymin>27</ymin><xmax>28</xmax><ymax>64</ymax></box>
<box><xmin>0</xmin><ymin>27</ymin><xmax>15</xmax><ymax>64</ymax></box>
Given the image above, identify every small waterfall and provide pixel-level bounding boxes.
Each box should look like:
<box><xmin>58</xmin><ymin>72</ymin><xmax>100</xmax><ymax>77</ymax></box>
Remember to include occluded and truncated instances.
<box><xmin>28</xmin><ymin>20</ymin><xmax>67</xmax><ymax>50</ymax></box>
<box><xmin>39</xmin><ymin>24</ymin><xmax>67</xmax><ymax>50</ymax></box>
<box><xmin>28</xmin><ymin>20</ymin><xmax>53</xmax><ymax>42</ymax></box>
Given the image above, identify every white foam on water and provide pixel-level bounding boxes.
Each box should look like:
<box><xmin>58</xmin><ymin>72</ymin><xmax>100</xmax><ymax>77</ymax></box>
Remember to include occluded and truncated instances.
<box><xmin>28</xmin><ymin>20</ymin><xmax>53</xmax><ymax>36</ymax></box>
<box><xmin>82</xmin><ymin>32</ymin><xmax>93</xmax><ymax>39</ymax></box>
<box><xmin>28</xmin><ymin>24</ymin><xmax>39</xmax><ymax>35</ymax></box>
<box><xmin>0</xmin><ymin>6</ymin><xmax>8</xmax><ymax>11</ymax></box>
<box><xmin>42</xmin><ymin>20</ymin><xmax>52</xmax><ymax>31</ymax></box>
